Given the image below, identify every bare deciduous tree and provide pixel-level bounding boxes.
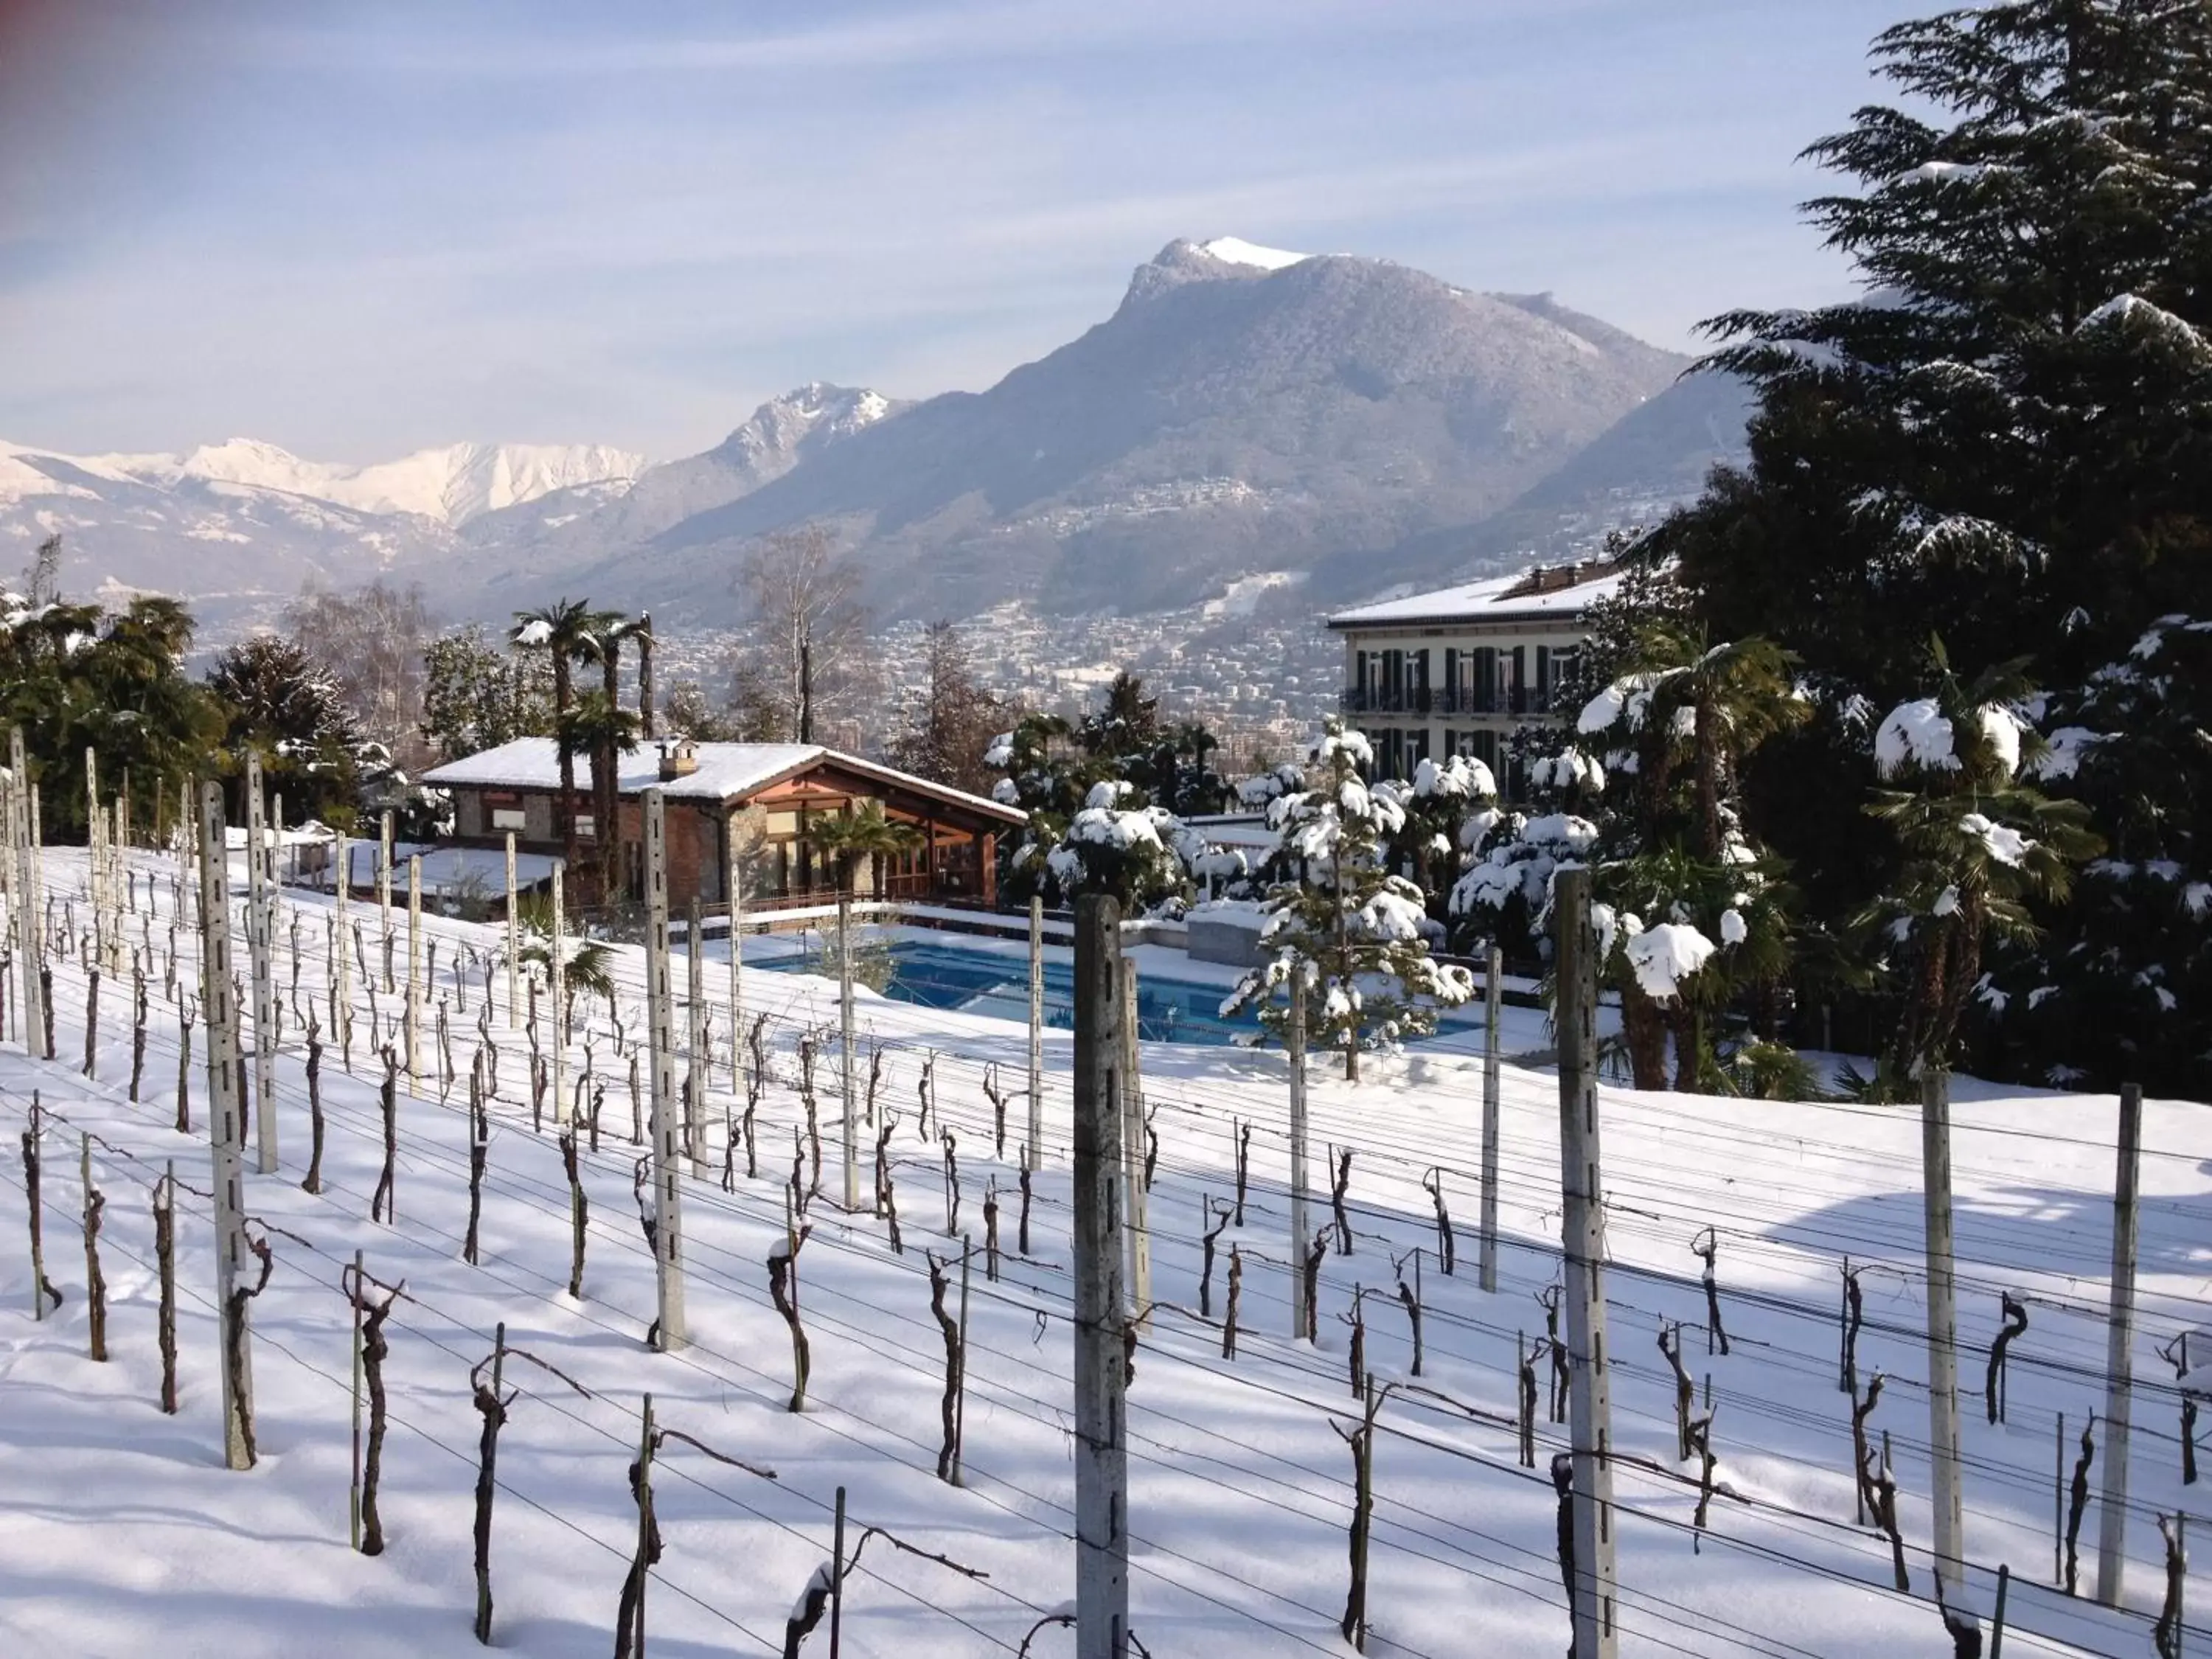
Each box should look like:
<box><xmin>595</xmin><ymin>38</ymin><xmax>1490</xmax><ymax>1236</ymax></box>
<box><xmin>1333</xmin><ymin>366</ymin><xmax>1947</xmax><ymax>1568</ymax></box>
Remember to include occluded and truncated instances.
<box><xmin>728</xmin><ymin>526</ymin><xmax>875</xmax><ymax>747</ymax></box>
<box><xmin>284</xmin><ymin>577</ymin><xmax>434</xmax><ymax>767</ymax></box>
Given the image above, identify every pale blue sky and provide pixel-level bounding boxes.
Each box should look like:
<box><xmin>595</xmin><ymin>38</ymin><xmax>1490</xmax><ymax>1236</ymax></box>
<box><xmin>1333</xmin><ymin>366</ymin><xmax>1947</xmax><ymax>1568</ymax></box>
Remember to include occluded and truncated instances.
<box><xmin>0</xmin><ymin>1</ymin><xmax>1923</xmax><ymax>462</ymax></box>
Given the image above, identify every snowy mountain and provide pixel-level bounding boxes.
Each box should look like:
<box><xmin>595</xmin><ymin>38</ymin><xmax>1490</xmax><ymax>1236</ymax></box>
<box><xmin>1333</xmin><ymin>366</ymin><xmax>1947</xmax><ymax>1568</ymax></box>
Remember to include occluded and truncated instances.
<box><xmin>1</xmin><ymin>437</ymin><xmax>644</xmax><ymax>528</ymax></box>
<box><xmin>177</xmin><ymin>437</ymin><xmax>647</xmax><ymax>526</ymax></box>
<box><xmin>0</xmin><ymin>435</ymin><xmax>645</xmax><ymax>630</ymax></box>
<box><xmin>476</xmin><ymin>237</ymin><xmax>1697</xmax><ymax>624</ymax></box>
<box><xmin>5</xmin><ymin>237</ymin><xmax>1739</xmax><ymax>630</ymax></box>
<box><xmin>464</xmin><ymin>383</ymin><xmax>896</xmax><ymax>560</ymax></box>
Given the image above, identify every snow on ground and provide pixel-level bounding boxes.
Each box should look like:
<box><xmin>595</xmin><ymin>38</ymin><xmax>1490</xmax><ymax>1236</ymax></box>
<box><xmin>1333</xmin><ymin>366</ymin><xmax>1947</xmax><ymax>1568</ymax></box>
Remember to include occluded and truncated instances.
<box><xmin>1</xmin><ymin>844</ymin><xmax>2208</xmax><ymax>1658</ymax></box>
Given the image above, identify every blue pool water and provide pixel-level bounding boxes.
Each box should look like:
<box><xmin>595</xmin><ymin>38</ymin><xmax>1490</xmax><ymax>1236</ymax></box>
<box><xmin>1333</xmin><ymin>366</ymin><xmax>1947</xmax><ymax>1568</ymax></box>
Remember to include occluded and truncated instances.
<box><xmin>758</xmin><ymin>939</ymin><xmax>1480</xmax><ymax>1046</ymax></box>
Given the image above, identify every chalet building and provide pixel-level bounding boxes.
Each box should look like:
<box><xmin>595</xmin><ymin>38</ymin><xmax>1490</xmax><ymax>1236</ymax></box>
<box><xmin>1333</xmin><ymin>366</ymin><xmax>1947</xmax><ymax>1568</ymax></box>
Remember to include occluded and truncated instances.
<box><xmin>1326</xmin><ymin>557</ymin><xmax>1624</xmax><ymax>794</ymax></box>
<box><xmin>421</xmin><ymin>737</ymin><xmax>1024</xmax><ymax>912</ymax></box>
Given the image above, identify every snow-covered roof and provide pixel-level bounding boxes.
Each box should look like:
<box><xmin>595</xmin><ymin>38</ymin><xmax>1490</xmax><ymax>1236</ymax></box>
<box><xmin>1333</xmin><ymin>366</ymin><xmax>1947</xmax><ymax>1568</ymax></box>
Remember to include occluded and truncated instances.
<box><xmin>420</xmin><ymin>737</ymin><xmax>1023</xmax><ymax>823</ymax></box>
<box><xmin>1328</xmin><ymin>564</ymin><xmax>1627</xmax><ymax>630</ymax></box>
<box><xmin>1184</xmin><ymin>813</ymin><xmax>1280</xmax><ymax>852</ymax></box>
<box><xmin>335</xmin><ymin>841</ymin><xmax>562</xmax><ymax>894</ymax></box>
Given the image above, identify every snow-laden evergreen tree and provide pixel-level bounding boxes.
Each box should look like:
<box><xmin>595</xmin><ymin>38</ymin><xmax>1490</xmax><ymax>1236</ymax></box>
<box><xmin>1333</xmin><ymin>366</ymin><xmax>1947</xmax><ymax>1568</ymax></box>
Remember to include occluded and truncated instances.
<box><xmin>986</xmin><ymin>688</ymin><xmax>1233</xmax><ymax>910</ymax></box>
<box><xmin>1452</xmin><ymin>627</ymin><xmax>1804</xmax><ymax>1091</ymax></box>
<box><xmin>1643</xmin><ymin>0</ymin><xmax>2212</xmax><ymax>1089</ymax></box>
<box><xmin>1</xmin><ymin>563</ymin><xmax>221</xmax><ymax>841</ymax></box>
<box><xmin>1383</xmin><ymin>754</ymin><xmax>1496</xmax><ymax>914</ymax></box>
<box><xmin>206</xmin><ymin>634</ymin><xmax>366</xmax><ymax>827</ymax></box>
<box><xmin>1226</xmin><ymin>722</ymin><xmax>1473</xmax><ymax>1080</ymax></box>
<box><xmin>1235</xmin><ymin>759</ymin><xmax>1305</xmax><ymax>810</ymax></box>
<box><xmin>2006</xmin><ymin>615</ymin><xmax>2212</xmax><ymax>1091</ymax></box>
<box><xmin>421</xmin><ymin>624</ymin><xmax>554</xmax><ymax>762</ymax></box>
<box><xmin>1040</xmin><ymin>780</ymin><xmax>1194</xmax><ymax>913</ymax></box>
<box><xmin>1856</xmin><ymin>640</ymin><xmax>2101</xmax><ymax>1090</ymax></box>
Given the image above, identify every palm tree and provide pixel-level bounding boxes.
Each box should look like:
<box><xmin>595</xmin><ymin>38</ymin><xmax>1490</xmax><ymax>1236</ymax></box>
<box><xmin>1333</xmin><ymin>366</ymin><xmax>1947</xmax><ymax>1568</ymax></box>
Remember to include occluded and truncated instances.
<box><xmin>1573</xmin><ymin>625</ymin><xmax>1810</xmax><ymax>1090</ymax></box>
<box><xmin>577</xmin><ymin>611</ymin><xmax>648</xmax><ymax>900</ymax></box>
<box><xmin>1857</xmin><ymin>641</ymin><xmax>2101</xmax><ymax>1088</ymax></box>
<box><xmin>511</xmin><ymin>599</ymin><xmax>598</xmax><ymax>880</ymax></box>
<box><xmin>562</xmin><ymin>691</ymin><xmax>641</xmax><ymax>902</ymax></box>
<box><xmin>810</xmin><ymin>801</ymin><xmax>924</xmax><ymax>955</ymax></box>
<box><xmin>514</xmin><ymin>891</ymin><xmax>615</xmax><ymax>1003</ymax></box>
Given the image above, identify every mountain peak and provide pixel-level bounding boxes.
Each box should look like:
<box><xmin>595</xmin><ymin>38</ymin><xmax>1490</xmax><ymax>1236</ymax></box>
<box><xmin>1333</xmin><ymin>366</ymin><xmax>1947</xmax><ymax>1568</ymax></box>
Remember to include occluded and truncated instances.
<box><xmin>1197</xmin><ymin>236</ymin><xmax>1310</xmax><ymax>271</ymax></box>
<box><xmin>169</xmin><ymin>437</ymin><xmax>646</xmax><ymax>526</ymax></box>
<box><xmin>1124</xmin><ymin>237</ymin><xmax>1309</xmax><ymax>305</ymax></box>
<box><xmin>714</xmin><ymin>383</ymin><xmax>897</xmax><ymax>463</ymax></box>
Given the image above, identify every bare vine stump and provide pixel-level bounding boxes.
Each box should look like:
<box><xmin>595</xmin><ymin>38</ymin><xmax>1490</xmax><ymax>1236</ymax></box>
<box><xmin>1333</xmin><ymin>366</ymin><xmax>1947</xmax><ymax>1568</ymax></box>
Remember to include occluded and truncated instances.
<box><xmin>371</xmin><ymin>1047</ymin><xmax>398</xmax><ymax>1224</ymax></box>
<box><xmin>80</xmin><ymin>1135</ymin><xmax>108</xmax><ymax>1361</ymax></box>
<box><xmin>302</xmin><ymin>1013</ymin><xmax>326</xmax><ymax>1194</ymax></box>
<box><xmin>770</xmin><ymin>1225</ymin><xmax>813</xmax><ymax>1413</ymax></box>
<box><xmin>1222</xmin><ymin>1247</ymin><xmax>1242</xmax><ymax>1360</ymax></box>
<box><xmin>19</xmin><ymin>1099</ymin><xmax>62</xmax><ymax>1316</ymax></box>
<box><xmin>927</xmin><ymin>1250</ymin><xmax>965</xmax><ymax>1481</ymax></box>
<box><xmin>153</xmin><ymin>1168</ymin><xmax>178</xmax><ymax>1412</ymax></box>
<box><xmin>344</xmin><ymin>1263</ymin><xmax>403</xmax><ymax>1555</ymax></box>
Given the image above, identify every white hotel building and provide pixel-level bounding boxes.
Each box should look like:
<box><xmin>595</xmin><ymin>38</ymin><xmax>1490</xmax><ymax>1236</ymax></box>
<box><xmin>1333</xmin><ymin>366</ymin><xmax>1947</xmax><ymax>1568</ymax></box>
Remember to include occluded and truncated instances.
<box><xmin>1326</xmin><ymin>558</ymin><xmax>1624</xmax><ymax>793</ymax></box>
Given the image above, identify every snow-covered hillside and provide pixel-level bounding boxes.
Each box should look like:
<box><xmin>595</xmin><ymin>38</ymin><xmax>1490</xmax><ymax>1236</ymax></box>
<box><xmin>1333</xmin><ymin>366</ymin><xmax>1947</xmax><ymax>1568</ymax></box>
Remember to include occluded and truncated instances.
<box><xmin>0</xmin><ymin>434</ymin><xmax>647</xmax><ymax>633</ymax></box>
<box><xmin>1</xmin><ymin>437</ymin><xmax>647</xmax><ymax>528</ymax></box>
<box><xmin>1</xmin><ymin>843</ymin><xmax>2205</xmax><ymax>1658</ymax></box>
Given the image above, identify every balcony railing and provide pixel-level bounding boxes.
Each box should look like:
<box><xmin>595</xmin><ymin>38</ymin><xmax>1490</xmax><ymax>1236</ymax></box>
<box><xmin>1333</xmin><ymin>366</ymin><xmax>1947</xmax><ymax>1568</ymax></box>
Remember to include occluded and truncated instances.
<box><xmin>1339</xmin><ymin>686</ymin><xmax>1539</xmax><ymax>717</ymax></box>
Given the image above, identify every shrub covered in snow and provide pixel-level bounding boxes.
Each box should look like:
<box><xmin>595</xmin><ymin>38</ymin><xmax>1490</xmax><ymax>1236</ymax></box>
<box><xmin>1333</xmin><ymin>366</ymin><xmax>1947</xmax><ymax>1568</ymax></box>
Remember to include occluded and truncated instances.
<box><xmin>1223</xmin><ymin>720</ymin><xmax>1473</xmax><ymax>1078</ymax></box>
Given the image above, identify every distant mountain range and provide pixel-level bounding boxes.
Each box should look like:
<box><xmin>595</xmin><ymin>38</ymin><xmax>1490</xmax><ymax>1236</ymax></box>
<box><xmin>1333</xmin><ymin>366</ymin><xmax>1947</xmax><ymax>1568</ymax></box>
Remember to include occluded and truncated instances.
<box><xmin>1</xmin><ymin>237</ymin><xmax>1750</xmax><ymax>630</ymax></box>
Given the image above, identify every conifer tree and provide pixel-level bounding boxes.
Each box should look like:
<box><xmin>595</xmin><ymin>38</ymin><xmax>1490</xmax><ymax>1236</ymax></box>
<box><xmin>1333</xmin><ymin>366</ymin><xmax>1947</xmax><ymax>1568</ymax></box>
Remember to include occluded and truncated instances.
<box><xmin>1226</xmin><ymin>721</ymin><xmax>1472</xmax><ymax>1080</ymax></box>
<box><xmin>1644</xmin><ymin>0</ymin><xmax>2212</xmax><ymax>1088</ymax></box>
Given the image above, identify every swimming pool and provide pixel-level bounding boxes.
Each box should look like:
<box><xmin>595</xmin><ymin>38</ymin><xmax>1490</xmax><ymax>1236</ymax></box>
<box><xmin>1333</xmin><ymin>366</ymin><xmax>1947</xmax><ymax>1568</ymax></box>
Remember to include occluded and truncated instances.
<box><xmin>757</xmin><ymin>939</ymin><xmax>1481</xmax><ymax>1046</ymax></box>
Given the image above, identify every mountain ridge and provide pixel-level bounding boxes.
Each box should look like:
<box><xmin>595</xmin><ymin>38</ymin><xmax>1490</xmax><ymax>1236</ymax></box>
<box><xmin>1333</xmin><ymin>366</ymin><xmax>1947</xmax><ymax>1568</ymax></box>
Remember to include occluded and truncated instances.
<box><xmin>3</xmin><ymin>237</ymin><xmax>1748</xmax><ymax>632</ymax></box>
<box><xmin>521</xmin><ymin>237</ymin><xmax>1697</xmax><ymax>622</ymax></box>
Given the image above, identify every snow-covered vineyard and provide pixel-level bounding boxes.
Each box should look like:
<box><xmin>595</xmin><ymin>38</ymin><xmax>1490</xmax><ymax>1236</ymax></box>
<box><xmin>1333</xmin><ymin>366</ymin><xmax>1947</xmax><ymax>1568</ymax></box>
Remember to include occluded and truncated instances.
<box><xmin>2</xmin><ymin>835</ymin><xmax>2208</xmax><ymax>1659</ymax></box>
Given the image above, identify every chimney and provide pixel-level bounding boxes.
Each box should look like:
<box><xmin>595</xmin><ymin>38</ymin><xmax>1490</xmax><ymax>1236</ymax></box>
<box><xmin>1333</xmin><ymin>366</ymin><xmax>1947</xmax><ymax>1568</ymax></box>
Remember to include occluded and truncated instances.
<box><xmin>658</xmin><ymin>737</ymin><xmax>698</xmax><ymax>781</ymax></box>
